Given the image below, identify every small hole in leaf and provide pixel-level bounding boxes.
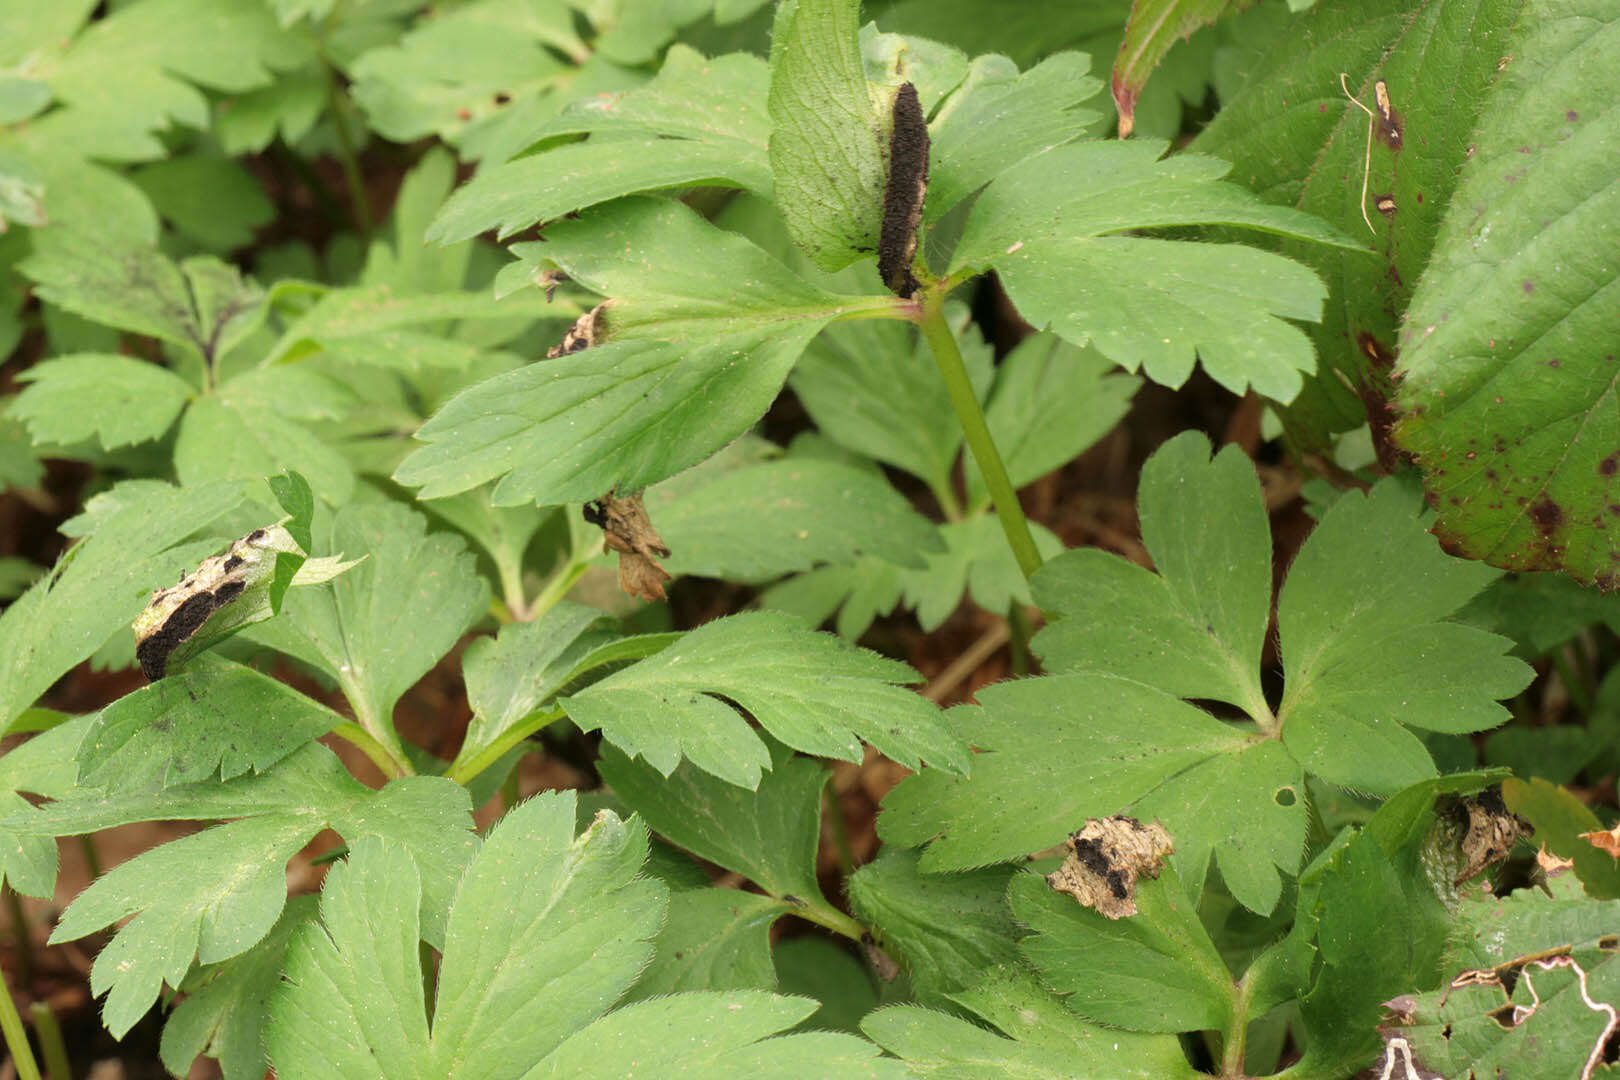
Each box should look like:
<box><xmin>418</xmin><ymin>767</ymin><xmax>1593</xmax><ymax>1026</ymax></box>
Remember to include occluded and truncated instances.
<box><xmin>1275</xmin><ymin>786</ymin><xmax>1297</xmax><ymax>807</ymax></box>
<box><xmin>1600</xmin><ymin>935</ymin><xmax>1619</xmax><ymax>952</ymax></box>
<box><xmin>1440</xmin><ymin>1023</ymin><xmax>1452</xmax><ymax>1040</ymax></box>
<box><xmin>1486</xmin><ymin>1003</ymin><xmax>1518</xmax><ymax>1029</ymax></box>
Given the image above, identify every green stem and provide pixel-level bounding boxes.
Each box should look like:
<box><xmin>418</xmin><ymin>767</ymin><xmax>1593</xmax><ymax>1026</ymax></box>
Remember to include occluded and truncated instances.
<box><xmin>916</xmin><ymin>293</ymin><xmax>1042</xmax><ymax>580</ymax></box>
<box><xmin>321</xmin><ymin>59</ymin><xmax>373</xmax><ymax>238</ymax></box>
<box><xmin>796</xmin><ymin>901</ymin><xmax>867</xmax><ymax>944</ymax></box>
<box><xmin>29</xmin><ymin>1003</ymin><xmax>69</xmax><ymax>1080</ymax></box>
<box><xmin>0</xmin><ymin>967</ymin><xmax>41</xmax><ymax>1080</ymax></box>
<box><xmin>446</xmin><ymin>707</ymin><xmax>565</xmax><ymax>787</ymax></box>
<box><xmin>1007</xmin><ymin>604</ymin><xmax>1034</xmax><ymax>676</ymax></box>
<box><xmin>1552</xmin><ymin>647</ymin><xmax>1594</xmax><ymax>716</ymax></box>
<box><xmin>77</xmin><ymin>835</ymin><xmax>101</xmax><ymax>881</ymax></box>
<box><xmin>528</xmin><ymin>555</ymin><xmax>596</xmax><ymax>621</ymax></box>
<box><xmin>4</xmin><ymin>887</ymin><xmax>30</xmax><ymax>990</ymax></box>
<box><xmin>1221</xmin><ymin>977</ymin><xmax>1254</xmax><ymax>1078</ymax></box>
<box><xmin>331</xmin><ymin>721</ymin><xmax>410</xmax><ymax>779</ymax></box>
<box><xmin>928</xmin><ymin>474</ymin><xmax>963</xmax><ymax>523</ymax></box>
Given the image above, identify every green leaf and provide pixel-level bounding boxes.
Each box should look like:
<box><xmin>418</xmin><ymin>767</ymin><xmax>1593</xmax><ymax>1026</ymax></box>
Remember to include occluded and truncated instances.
<box><xmin>789</xmin><ymin>307</ymin><xmax>992</xmax><ymax>494</ymax></box>
<box><xmin>1192</xmin><ymin>0</ymin><xmax>1524</xmax><ymax>451</ymax></box>
<box><xmin>529</xmin><ymin>990</ymin><xmax>907</xmax><ymax>1079</ymax></box>
<box><xmin>1378</xmin><ymin>872</ymin><xmax>1620</xmax><ymax>1080</ymax></box>
<box><xmin>0</xmin><ymin>479</ymin><xmax>243</xmax><ymax>731</ymax></box>
<box><xmin>862</xmin><ymin>965</ymin><xmax>1201</xmax><ymax>1079</ymax></box>
<box><xmin>627</xmin><ymin>889</ymin><xmax>788</xmax><ymax>999</ymax></box>
<box><xmin>348</xmin><ymin>0</ymin><xmax>583</xmax><ymax>146</ymax></box>
<box><xmin>428</xmin><ymin>46</ymin><xmax>769</xmax><ymax>243</ymax></box>
<box><xmin>965</xmin><ymin>335</ymin><xmax>1139</xmax><ymax>508</ymax></box>
<box><xmin>1502</xmin><ymin>777</ymin><xmax>1620</xmax><ymax>899</ymax></box>
<box><xmin>773</xmin><ymin>938</ymin><xmax>877</xmax><ymax>1033</ymax></box>
<box><xmin>1392</xmin><ymin>0</ymin><xmax>1620</xmax><ymax>585</ymax></box>
<box><xmin>655</xmin><ymin>457</ymin><xmax>945</xmax><ymax>581</ymax></box>
<box><xmin>567</xmin><ymin>612</ymin><xmax>967</xmax><ymax>788</ymax></box>
<box><xmin>53</xmin><ymin>815</ymin><xmax>320</xmax><ymax>1039</ymax></box>
<box><xmin>924</xmin><ymin>52</ymin><xmax>1102</xmax><ymax>226</ymax></box>
<box><xmin>1111</xmin><ymin>0</ymin><xmax>1243</xmax><ymax>137</ymax></box>
<box><xmin>766</xmin><ymin>0</ymin><xmax>891</xmax><ymax>271</ymax></box>
<box><xmin>1011</xmin><ymin>868</ymin><xmax>1234</xmax><ymax>1033</ymax></box>
<box><xmin>128</xmin><ymin>152</ymin><xmax>274</xmax><ymax>251</ymax></box>
<box><xmin>417</xmin><ymin>486</ymin><xmax>555</xmax><ymax>613</ymax></box>
<box><xmin>949</xmin><ymin>140</ymin><xmax>1355</xmax><ymax>399</ymax></box>
<box><xmin>266</xmin><ymin>792</ymin><xmax>667</xmax><ymax>1078</ymax></box>
<box><xmin>1276</xmin><ymin>479</ymin><xmax>1533</xmax><ymax>794</ymax></box>
<box><xmin>1034</xmin><ymin>432</ymin><xmax>1272</xmax><ymax>716</ymax></box>
<box><xmin>214</xmin><ymin>68</ymin><xmax>324</xmax><ymax>155</ymax></box>
<box><xmin>0</xmin><ymin>715</ymin><xmax>93</xmax><ymax>897</ymax></box>
<box><xmin>76</xmin><ymin>657</ymin><xmax>341</xmax><ymax>794</ymax></box>
<box><xmin>244</xmin><ymin>501</ymin><xmax>487</xmax><ymax>754</ymax></box>
<box><xmin>599</xmin><ymin>742</ymin><xmax>825</xmax><ymax>902</ymax></box>
<box><xmin>159</xmin><ymin>896</ymin><xmax>316</xmax><ymax>1080</ymax></box>
<box><xmin>847</xmin><ymin>847</ymin><xmax>1020</xmax><ymax>1007</ymax></box>
<box><xmin>401</xmin><ymin>198</ymin><xmax>881</xmax><ymax>506</ymax></box>
<box><xmin>759</xmin><ymin>558</ymin><xmax>906</xmax><ymax>640</ymax></box>
<box><xmin>174</xmin><ymin>396</ymin><xmax>355</xmax><ymax>507</ymax></box>
<box><xmin>19</xmin><ymin>232</ymin><xmax>267</xmax><ymax>366</ymax></box>
<box><xmin>10</xmin><ymin>354</ymin><xmax>194</xmax><ymax>449</ymax></box>
<box><xmin>454</xmin><ymin>603</ymin><xmax>620</xmax><ymax>775</ymax></box>
<box><xmin>902</xmin><ymin>516</ymin><xmax>1066</xmax><ymax>631</ymax></box>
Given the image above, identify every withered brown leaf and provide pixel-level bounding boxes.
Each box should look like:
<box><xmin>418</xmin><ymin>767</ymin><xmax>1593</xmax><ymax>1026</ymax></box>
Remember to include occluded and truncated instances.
<box><xmin>583</xmin><ymin>491</ymin><xmax>671</xmax><ymax>603</ymax></box>
<box><xmin>1453</xmin><ymin>788</ymin><xmax>1532</xmax><ymax>885</ymax></box>
<box><xmin>1045</xmin><ymin>816</ymin><xmax>1174</xmax><ymax>920</ymax></box>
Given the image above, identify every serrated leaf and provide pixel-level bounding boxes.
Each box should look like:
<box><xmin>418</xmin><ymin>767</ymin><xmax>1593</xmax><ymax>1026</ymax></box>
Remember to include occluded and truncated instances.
<box><xmin>1111</xmin><ymin>0</ymin><xmax>1244</xmax><ymax>137</ymax></box>
<box><xmin>655</xmin><ymin>457</ymin><xmax>945</xmax><ymax>581</ymax></box>
<box><xmin>1392</xmin><ymin>0</ymin><xmax>1620</xmax><ymax>584</ymax></box>
<box><xmin>847</xmin><ymin>847</ymin><xmax>1020</xmax><ymax>1007</ymax></box>
<box><xmin>965</xmin><ymin>334</ymin><xmax>1139</xmax><ymax>509</ymax></box>
<box><xmin>529</xmin><ymin>991</ymin><xmax>906</xmax><ymax>1079</ymax></box>
<box><xmin>949</xmin><ymin>140</ymin><xmax>1356</xmax><ymax>399</ymax></box>
<box><xmin>0</xmin><ymin>714</ymin><xmax>93</xmax><ymax>897</ymax></box>
<box><xmin>1192</xmin><ymin>0</ymin><xmax>1525</xmax><ymax>450</ymax></box>
<box><xmin>10</xmin><ymin>353</ymin><xmax>195</xmax><ymax>449</ymax></box>
<box><xmin>243</xmin><ymin>501</ymin><xmax>487</xmax><ymax>761</ymax></box>
<box><xmin>1034</xmin><ymin>432</ymin><xmax>1272</xmax><ymax>715</ymax></box>
<box><xmin>773</xmin><ymin>937</ymin><xmax>876</xmax><ymax>1033</ymax></box>
<box><xmin>925</xmin><ymin>52</ymin><xmax>1102</xmax><ymax>225</ymax></box>
<box><xmin>862</xmin><ymin>966</ymin><xmax>1201</xmax><ymax>1079</ymax></box>
<box><xmin>627</xmin><ymin>889</ymin><xmax>788</xmax><ymax>999</ymax></box>
<box><xmin>129</xmin><ymin>152</ymin><xmax>274</xmax><ymax>251</ymax></box>
<box><xmin>1277</xmin><ymin>479</ymin><xmax>1533</xmax><ymax>794</ymax></box>
<box><xmin>174</xmin><ymin>396</ymin><xmax>354</xmax><ymax>507</ymax></box>
<box><xmin>767</xmin><ymin>0</ymin><xmax>890</xmax><ymax>271</ymax></box>
<box><xmin>266</xmin><ymin>792</ymin><xmax>667</xmax><ymax>1079</ymax></box>
<box><xmin>429</xmin><ymin>47</ymin><xmax>769</xmax><ymax>242</ymax></box>
<box><xmin>214</xmin><ymin>68</ymin><xmax>324</xmax><ymax>155</ymax></box>
<box><xmin>348</xmin><ymin>0</ymin><xmax>583</xmax><ymax>146</ymax></box>
<box><xmin>418</xmin><ymin>486</ymin><xmax>556</xmax><ymax>614</ymax></box>
<box><xmin>53</xmin><ymin>815</ymin><xmax>319</xmax><ymax>1039</ymax></box>
<box><xmin>758</xmin><ymin>558</ymin><xmax>906</xmax><ymax>640</ymax></box>
<box><xmin>76</xmin><ymin>657</ymin><xmax>341</xmax><ymax>793</ymax></box>
<box><xmin>789</xmin><ymin>306</ymin><xmax>992</xmax><ymax>494</ymax></box>
<box><xmin>1011</xmin><ymin>868</ymin><xmax>1234</xmax><ymax>1033</ymax></box>
<box><xmin>18</xmin><ymin>231</ymin><xmax>267</xmax><ymax>365</ymax></box>
<box><xmin>902</xmin><ymin>515</ymin><xmax>1065</xmax><ymax>631</ymax></box>
<box><xmin>1502</xmin><ymin>776</ymin><xmax>1620</xmax><ymax>899</ymax></box>
<box><xmin>0</xmin><ymin>479</ymin><xmax>243</xmax><ymax>731</ymax></box>
<box><xmin>159</xmin><ymin>895</ymin><xmax>316</xmax><ymax>1080</ymax></box>
<box><xmin>454</xmin><ymin>603</ymin><xmax>620</xmax><ymax>775</ymax></box>
<box><xmin>566</xmin><ymin>612</ymin><xmax>967</xmax><ymax>787</ymax></box>
<box><xmin>598</xmin><ymin>742</ymin><xmax>826</xmax><ymax>902</ymax></box>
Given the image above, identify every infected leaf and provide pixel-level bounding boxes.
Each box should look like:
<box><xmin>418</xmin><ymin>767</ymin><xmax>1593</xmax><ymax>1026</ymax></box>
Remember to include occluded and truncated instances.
<box><xmin>1045</xmin><ymin>816</ymin><xmax>1173</xmax><ymax>920</ymax></box>
<box><xmin>546</xmin><ymin>301</ymin><xmax>611</xmax><ymax>358</ymax></box>
<box><xmin>584</xmin><ymin>492</ymin><xmax>672</xmax><ymax>603</ymax></box>
<box><xmin>1451</xmin><ymin>788</ymin><xmax>1532</xmax><ymax>885</ymax></box>
<box><xmin>878</xmin><ymin>81</ymin><xmax>928</xmax><ymax>298</ymax></box>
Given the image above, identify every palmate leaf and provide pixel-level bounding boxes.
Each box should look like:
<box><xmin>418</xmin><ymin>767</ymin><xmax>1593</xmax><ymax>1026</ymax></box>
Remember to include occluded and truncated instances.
<box><xmin>1191</xmin><ymin>0</ymin><xmax>1524</xmax><ymax>449</ymax></box>
<box><xmin>0</xmin><ymin>715</ymin><xmax>91</xmax><ymax>897</ymax></box>
<box><xmin>563</xmin><ymin>612</ymin><xmax>969</xmax><ymax>788</ymax></box>
<box><xmin>175</xmin><ymin>396</ymin><xmax>355</xmax><ymax>506</ymax></box>
<box><xmin>428</xmin><ymin>46</ymin><xmax>769</xmax><ymax>244</ymax></box>
<box><xmin>0</xmin><ymin>479</ymin><xmax>243</xmax><ymax>732</ymax></box>
<box><xmin>10</xmin><ymin>353</ymin><xmax>195</xmax><ymax>449</ymax></box>
<box><xmin>268</xmin><ymin>791</ymin><xmax>896</xmax><ymax>1079</ymax></box>
<box><xmin>398</xmin><ymin>198</ymin><xmax>894</xmax><ymax>506</ymax></box>
<box><xmin>879</xmin><ymin>433</ymin><xmax>1531</xmax><ymax>914</ymax></box>
<box><xmin>1392</xmin><ymin>0</ymin><xmax>1620</xmax><ymax>585</ymax></box>
<box><xmin>948</xmin><ymin>139</ymin><xmax>1357</xmax><ymax>399</ymax></box>
<box><xmin>625</xmin><ymin>889</ymin><xmax>787</xmax><ymax>1000</ymax></box>
<box><xmin>861</xmin><ymin>966</ymin><xmax>1200</xmax><ymax>1079</ymax></box>
<box><xmin>20</xmin><ymin>744</ymin><xmax>477</xmax><ymax>1038</ymax></box>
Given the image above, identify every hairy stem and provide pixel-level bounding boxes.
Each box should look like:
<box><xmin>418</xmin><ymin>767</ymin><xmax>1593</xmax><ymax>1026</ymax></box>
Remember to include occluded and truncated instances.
<box><xmin>331</xmin><ymin>720</ymin><xmax>410</xmax><ymax>779</ymax></box>
<box><xmin>916</xmin><ymin>293</ymin><xmax>1042</xmax><ymax>579</ymax></box>
<box><xmin>445</xmin><ymin>707</ymin><xmax>565</xmax><ymax>787</ymax></box>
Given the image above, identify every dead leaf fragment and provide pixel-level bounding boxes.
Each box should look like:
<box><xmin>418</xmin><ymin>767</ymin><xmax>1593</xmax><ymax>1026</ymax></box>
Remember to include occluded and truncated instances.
<box><xmin>584</xmin><ymin>491</ymin><xmax>671</xmax><ymax>603</ymax></box>
<box><xmin>1537</xmin><ymin>844</ymin><xmax>1576</xmax><ymax>877</ymax></box>
<box><xmin>1453</xmin><ymin>788</ymin><xmax>1532</xmax><ymax>884</ymax></box>
<box><xmin>862</xmin><ymin>933</ymin><xmax>901</xmax><ymax>982</ymax></box>
<box><xmin>1580</xmin><ymin>823</ymin><xmax>1620</xmax><ymax>858</ymax></box>
<box><xmin>546</xmin><ymin>300</ymin><xmax>612</xmax><ymax>358</ymax></box>
<box><xmin>1045</xmin><ymin>816</ymin><xmax>1173</xmax><ymax>920</ymax></box>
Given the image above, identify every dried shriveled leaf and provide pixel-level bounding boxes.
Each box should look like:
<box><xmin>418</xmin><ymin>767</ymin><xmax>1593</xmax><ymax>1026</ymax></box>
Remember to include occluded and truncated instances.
<box><xmin>1046</xmin><ymin>816</ymin><xmax>1175</xmax><ymax>920</ymax></box>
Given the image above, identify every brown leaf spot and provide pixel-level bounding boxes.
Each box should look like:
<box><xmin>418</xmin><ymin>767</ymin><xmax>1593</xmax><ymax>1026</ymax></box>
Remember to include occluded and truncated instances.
<box><xmin>1451</xmin><ymin>788</ymin><xmax>1532</xmax><ymax>884</ymax></box>
<box><xmin>1601</xmin><ymin>453</ymin><xmax>1619</xmax><ymax>477</ymax></box>
<box><xmin>1046</xmin><ymin>816</ymin><xmax>1173</xmax><ymax>919</ymax></box>
<box><xmin>1529</xmin><ymin>497</ymin><xmax>1563</xmax><ymax>535</ymax></box>
<box><xmin>547</xmin><ymin>300</ymin><xmax>613</xmax><ymax>358</ymax></box>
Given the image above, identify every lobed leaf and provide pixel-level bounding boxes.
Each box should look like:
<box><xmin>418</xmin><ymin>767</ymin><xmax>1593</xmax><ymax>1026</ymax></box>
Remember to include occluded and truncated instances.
<box><xmin>626</xmin><ymin>889</ymin><xmax>788</xmax><ymax>999</ymax></box>
<box><xmin>10</xmin><ymin>353</ymin><xmax>194</xmax><ymax>449</ymax></box>
<box><xmin>565</xmin><ymin>611</ymin><xmax>968</xmax><ymax>788</ymax></box>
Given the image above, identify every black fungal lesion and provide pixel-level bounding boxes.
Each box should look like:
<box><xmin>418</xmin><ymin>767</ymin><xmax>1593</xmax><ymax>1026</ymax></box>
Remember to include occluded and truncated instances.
<box><xmin>878</xmin><ymin>82</ymin><xmax>929</xmax><ymax>298</ymax></box>
<box><xmin>1374</xmin><ymin>79</ymin><xmax>1404</xmax><ymax>150</ymax></box>
<box><xmin>137</xmin><ymin>591</ymin><xmax>223</xmax><ymax>680</ymax></box>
